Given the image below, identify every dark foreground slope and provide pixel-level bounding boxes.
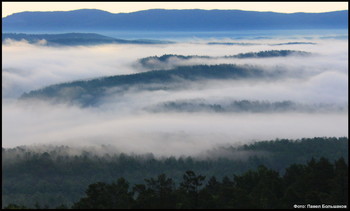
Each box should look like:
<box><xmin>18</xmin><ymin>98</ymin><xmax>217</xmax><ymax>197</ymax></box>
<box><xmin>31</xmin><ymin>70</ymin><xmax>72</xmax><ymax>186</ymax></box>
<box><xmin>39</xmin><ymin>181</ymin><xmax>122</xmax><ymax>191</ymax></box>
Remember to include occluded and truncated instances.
<box><xmin>72</xmin><ymin>157</ymin><xmax>348</xmax><ymax>209</ymax></box>
<box><xmin>2</xmin><ymin>137</ymin><xmax>348</xmax><ymax>208</ymax></box>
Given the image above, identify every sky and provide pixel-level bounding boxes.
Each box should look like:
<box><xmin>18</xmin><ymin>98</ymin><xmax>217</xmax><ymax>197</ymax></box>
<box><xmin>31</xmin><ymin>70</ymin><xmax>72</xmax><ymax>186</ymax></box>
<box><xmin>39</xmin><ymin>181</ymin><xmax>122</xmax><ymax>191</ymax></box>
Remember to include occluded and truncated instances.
<box><xmin>2</xmin><ymin>2</ymin><xmax>348</xmax><ymax>18</ymax></box>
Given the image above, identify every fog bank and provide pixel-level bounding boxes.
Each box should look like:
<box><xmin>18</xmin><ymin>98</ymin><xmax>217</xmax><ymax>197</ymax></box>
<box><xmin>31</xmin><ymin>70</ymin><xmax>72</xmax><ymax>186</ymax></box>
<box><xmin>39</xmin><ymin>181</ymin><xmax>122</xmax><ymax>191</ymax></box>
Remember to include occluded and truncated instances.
<box><xmin>2</xmin><ymin>36</ymin><xmax>348</xmax><ymax>156</ymax></box>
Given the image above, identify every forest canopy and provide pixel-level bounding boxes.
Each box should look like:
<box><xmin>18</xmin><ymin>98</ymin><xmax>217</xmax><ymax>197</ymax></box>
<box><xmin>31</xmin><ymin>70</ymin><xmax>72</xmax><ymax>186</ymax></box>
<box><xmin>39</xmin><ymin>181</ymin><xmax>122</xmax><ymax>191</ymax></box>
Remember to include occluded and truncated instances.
<box><xmin>2</xmin><ymin>137</ymin><xmax>348</xmax><ymax>208</ymax></box>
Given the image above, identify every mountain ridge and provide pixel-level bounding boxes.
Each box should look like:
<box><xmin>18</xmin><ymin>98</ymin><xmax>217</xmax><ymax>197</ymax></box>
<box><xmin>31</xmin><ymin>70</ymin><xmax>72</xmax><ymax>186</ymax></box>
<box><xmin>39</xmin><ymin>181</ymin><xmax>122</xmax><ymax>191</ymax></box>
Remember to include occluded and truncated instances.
<box><xmin>3</xmin><ymin>9</ymin><xmax>348</xmax><ymax>31</ymax></box>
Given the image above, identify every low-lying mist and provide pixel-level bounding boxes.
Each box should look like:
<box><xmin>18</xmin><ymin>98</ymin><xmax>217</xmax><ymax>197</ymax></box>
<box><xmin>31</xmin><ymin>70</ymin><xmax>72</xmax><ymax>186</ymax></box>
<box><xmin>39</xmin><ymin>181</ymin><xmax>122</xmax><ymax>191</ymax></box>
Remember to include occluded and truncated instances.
<box><xmin>2</xmin><ymin>36</ymin><xmax>348</xmax><ymax>157</ymax></box>
<box><xmin>2</xmin><ymin>100</ymin><xmax>347</xmax><ymax>157</ymax></box>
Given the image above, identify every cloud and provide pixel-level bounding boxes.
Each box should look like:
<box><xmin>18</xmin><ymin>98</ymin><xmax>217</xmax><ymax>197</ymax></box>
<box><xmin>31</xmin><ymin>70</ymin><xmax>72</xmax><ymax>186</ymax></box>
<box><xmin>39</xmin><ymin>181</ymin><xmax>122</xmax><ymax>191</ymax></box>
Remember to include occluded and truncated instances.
<box><xmin>2</xmin><ymin>36</ymin><xmax>348</xmax><ymax>157</ymax></box>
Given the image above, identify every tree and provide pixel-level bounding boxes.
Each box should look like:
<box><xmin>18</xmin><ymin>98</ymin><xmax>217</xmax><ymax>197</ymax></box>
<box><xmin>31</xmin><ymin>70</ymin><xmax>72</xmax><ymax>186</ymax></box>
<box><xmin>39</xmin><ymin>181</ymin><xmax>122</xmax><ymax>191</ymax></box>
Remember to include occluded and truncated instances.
<box><xmin>282</xmin><ymin>164</ymin><xmax>307</xmax><ymax>206</ymax></box>
<box><xmin>197</xmin><ymin>176</ymin><xmax>222</xmax><ymax>209</ymax></box>
<box><xmin>234</xmin><ymin>165</ymin><xmax>284</xmax><ymax>208</ymax></box>
<box><xmin>3</xmin><ymin>203</ymin><xmax>28</xmax><ymax>209</ymax></box>
<box><xmin>178</xmin><ymin>170</ymin><xmax>206</xmax><ymax>208</ymax></box>
<box><xmin>329</xmin><ymin>157</ymin><xmax>348</xmax><ymax>204</ymax></box>
<box><xmin>303</xmin><ymin>157</ymin><xmax>335</xmax><ymax>204</ymax></box>
<box><xmin>72</xmin><ymin>178</ymin><xmax>134</xmax><ymax>209</ymax></box>
<box><xmin>133</xmin><ymin>173</ymin><xmax>176</xmax><ymax>209</ymax></box>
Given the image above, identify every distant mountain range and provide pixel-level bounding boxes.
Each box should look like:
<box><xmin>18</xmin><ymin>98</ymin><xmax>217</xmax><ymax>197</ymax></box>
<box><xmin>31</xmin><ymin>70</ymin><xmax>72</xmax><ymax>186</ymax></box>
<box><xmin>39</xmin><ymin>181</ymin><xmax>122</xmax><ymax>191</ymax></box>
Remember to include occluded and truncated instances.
<box><xmin>2</xmin><ymin>32</ymin><xmax>173</xmax><ymax>45</ymax></box>
<box><xmin>2</xmin><ymin>9</ymin><xmax>348</xmax><ymax>32</ymax></box>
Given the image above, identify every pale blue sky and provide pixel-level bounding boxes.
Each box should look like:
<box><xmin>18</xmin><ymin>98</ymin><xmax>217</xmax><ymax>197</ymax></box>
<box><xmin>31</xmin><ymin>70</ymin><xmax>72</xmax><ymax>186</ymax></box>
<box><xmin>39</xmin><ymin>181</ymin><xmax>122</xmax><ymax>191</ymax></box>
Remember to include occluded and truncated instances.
<box><xmin>2</xmin><ymin>2</ymin><xmax>348</xmax><ymax>18</ymax></box>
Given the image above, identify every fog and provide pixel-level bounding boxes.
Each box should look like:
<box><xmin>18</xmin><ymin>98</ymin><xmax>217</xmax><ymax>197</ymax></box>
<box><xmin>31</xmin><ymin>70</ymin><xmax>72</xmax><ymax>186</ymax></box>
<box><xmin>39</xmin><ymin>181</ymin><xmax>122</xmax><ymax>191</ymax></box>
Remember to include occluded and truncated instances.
<box><xmin>2</xmin><ymin>35</ymin><xmax>348</xmax><ymax>157</ymax></box>
<box><xmin>3</xmin><ymin>38</ymin><xmax>347</xmax><ymax>98</ymax></box>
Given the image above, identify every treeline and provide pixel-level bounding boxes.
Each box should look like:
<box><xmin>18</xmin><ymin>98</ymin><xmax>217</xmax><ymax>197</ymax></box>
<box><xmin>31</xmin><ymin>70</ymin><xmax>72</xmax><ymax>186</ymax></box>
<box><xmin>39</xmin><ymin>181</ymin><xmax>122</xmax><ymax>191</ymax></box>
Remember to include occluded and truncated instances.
<box><xmin>207</xmin><ymin>42</ymin><xmax>257</xmax><ymax>46</ymax></box>
<box><xmin>2</xmin><ymin>137</ymin><xmax>348</xmax><ymax>208</ymax></box>
<box><xmin>207</xmin><ymin>41</ymin><xmax>316</xmax><ymax>46</ymax></box>
<box><xmin>150</xmin><ymin>99</ymin><xmax>346</xmax><ymax>113</ymax></box>
<box><xmin>4</xmin><ymin>157</ymin><xmax>348</xmax><ymax>209</ymax></box>
<box><xmin>233</xmin><ymin>50</ymin><xmax>311</xmax><ymax>58</ymax></box>
<box><xmin>139</xmin><ymin>50</ymin><xmax>311</xmax><ymax>69</ymax></box>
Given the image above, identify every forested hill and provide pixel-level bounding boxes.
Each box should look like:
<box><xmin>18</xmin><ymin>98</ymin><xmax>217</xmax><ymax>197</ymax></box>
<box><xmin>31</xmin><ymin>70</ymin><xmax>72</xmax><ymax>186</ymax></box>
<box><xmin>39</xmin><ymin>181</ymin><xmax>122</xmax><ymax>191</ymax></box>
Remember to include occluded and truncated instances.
<box><xmin>3</xmin><ymin>9</ymin><xmax>348</xmax><ymax>31</ymax></box>
<box><xmin>2</xmin><ymin>33</ymin><xmax>173</xmax><ymax>45</ymax></box>
<box><xmin>19</xmin><ymin>64</ymin><xmax>273</xmax><ymax>106</ymax></box>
